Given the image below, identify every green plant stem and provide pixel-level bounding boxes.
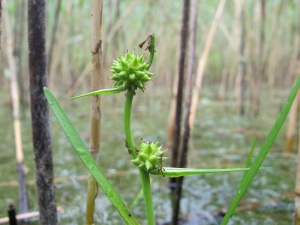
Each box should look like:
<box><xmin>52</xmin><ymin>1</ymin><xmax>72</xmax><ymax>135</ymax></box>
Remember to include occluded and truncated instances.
<box><xmin>124</xmin><ymin>90</ymin><xmax>138</xmax><ymax>159</ymax></box>
<box><xmin>139</xmin><ymin>169</ymin><xmax>155</xmax><ymax>223</ymax></box>
<box><xmin>124</xmin><ymin>89</ymin><xmax>156</xmax><ymax>225</ymax></box>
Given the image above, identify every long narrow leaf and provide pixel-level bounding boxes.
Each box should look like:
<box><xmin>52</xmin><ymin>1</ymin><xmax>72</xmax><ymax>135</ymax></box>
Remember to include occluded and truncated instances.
<box><xmin>150</xmin><ymin>167</ymin><xmax>270</xmax><ymax>177</ymax></box>
<box><xmin>70</xmin><ymin>86</ymin><xmax>126</xmax><ymax>100</ymax></box>
<box><xmin>44</xmin><ymin>88</ymin><xmax>139</xmax><ymax>225</ymax></box>
<box><xmin>221</xmin><ymin>76</ymin><xmax>300</xmax><ymax>225</ymax></box>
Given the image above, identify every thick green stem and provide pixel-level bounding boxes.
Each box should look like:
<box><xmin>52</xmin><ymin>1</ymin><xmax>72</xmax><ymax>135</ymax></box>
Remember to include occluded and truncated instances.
<box><xmin>124</xmin><ymin>89</ymin><xmax>156</xmax><ymax>225</ymax></box>
<box><xmin>138</xmin><ymin>169</ymin><xmax>155</xmax><ymax>224</ymax></box>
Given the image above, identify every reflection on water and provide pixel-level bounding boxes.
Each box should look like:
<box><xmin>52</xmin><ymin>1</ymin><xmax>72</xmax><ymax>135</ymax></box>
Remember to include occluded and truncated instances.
<box><xmin>0</xmin><ymin>88</ymin><xmax>295</xmax><ymax>224</ymax></box>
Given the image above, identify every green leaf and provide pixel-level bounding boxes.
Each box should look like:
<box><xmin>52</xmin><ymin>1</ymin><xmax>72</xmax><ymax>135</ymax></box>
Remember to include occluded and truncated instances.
<box><xmin>150</xmin><ymin>167</ymin><xmax>271</xmax><ymax>177</ymax></box>
<box><xmin>70</xmin><ymin>87</ymin><xmax>127</xmax><ymax>100</ymax></box>
<box><xmin>221</xmin><ymin>75</ymin><xmax>300</xmax><ymax>225</ymax></box>
<box><xmin>44</xmin><ymin>87</ymin><xmax>139</xmax><ymax>225</ymax></box>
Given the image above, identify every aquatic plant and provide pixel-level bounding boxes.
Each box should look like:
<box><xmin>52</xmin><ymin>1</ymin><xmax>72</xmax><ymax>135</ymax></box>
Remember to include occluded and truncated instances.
<box><xmin>44</xmin><ymin>34</ymin><xmax>300</xmax><ymax>224</ymax></box>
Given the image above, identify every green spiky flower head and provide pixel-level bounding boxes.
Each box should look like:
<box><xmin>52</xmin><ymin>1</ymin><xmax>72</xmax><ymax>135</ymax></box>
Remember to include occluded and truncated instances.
<box><xmin>110</xmin><ymin>51</ymin><xmax>154</xmax><ymax>91</ymax></box>
<box><xmin>131</xmin><ymin>140</ymin><xmax>167</xmax><ymax>173</ymax></box>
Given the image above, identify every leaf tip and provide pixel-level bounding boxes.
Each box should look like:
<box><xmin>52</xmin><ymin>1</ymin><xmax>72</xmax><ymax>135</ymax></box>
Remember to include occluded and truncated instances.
<box><xmin>70</xmin><ymin>95</ymin><xmax>84</xmax><ymax>100</ymax></box>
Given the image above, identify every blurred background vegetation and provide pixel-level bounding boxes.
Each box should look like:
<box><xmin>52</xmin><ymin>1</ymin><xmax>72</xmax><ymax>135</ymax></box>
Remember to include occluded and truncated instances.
<box><xmin>1</xmin><ymin>0</ymin><xmax>298</xmax><ymax>103</ymax></box>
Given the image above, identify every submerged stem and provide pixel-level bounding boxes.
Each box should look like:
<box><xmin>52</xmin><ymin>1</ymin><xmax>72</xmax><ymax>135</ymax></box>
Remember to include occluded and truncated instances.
<box><xmin>124</xmin><ymin>89</ymin><xmax>156</xmax><ymax>225</ymax></box>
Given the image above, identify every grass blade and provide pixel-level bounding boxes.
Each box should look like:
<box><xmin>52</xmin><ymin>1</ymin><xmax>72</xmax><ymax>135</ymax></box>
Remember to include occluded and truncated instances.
<box><xmin>221</xmin><ymin>76</ymin><xmax>300</xmax><ymax>225</ymax></box>
<box><xmin>70</xmin><ymin>87</ymin><xmax>126</xmax><ymax>100</ymax></box>
<box><xmin>44</xmin><ymin>87</ymin><xmax>139</xmax><ymax>225</ymax></box>
<box><xmin>150</xmin><ymin>167</ymin><xmax>270</xmax><ymax>177</ymax></box>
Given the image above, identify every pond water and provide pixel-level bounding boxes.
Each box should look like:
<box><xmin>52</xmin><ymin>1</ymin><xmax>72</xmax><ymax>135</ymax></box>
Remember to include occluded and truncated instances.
<box><xmin>0</xmin><ymin>86</ymin><xmax>296</xmax><ymax>224</ymax></box>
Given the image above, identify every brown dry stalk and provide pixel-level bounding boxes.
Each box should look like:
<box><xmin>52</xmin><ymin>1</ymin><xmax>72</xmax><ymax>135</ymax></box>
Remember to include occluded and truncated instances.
<box><xmin>85</xmin><ymin>1</ymin><xmax>103</xmax><ymax>224</ymax></box>
<box><xmin>189</xmin><ymin>0</ymin><xmax>226</xmax><ymax>130</ymax></box>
